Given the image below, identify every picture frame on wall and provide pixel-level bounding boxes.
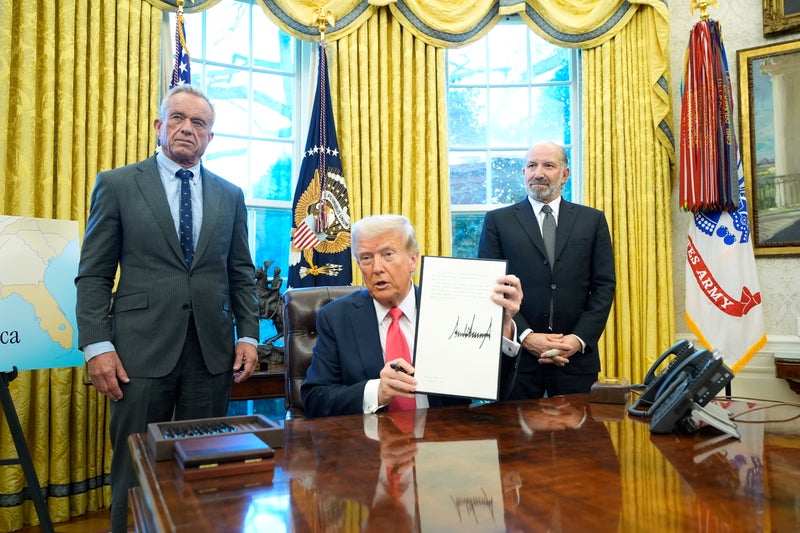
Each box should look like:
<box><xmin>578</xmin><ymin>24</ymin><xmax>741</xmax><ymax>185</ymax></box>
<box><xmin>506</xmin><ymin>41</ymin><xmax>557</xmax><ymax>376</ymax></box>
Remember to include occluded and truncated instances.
<box><xmin>737</xmin><ymin>39</ymin><xmax>800</xmax><ymax>256</ymax></box>
<box><xmin>763</xmin><ymin>0</ymin><xmax>800</xmax><ymax>36</ymax></box>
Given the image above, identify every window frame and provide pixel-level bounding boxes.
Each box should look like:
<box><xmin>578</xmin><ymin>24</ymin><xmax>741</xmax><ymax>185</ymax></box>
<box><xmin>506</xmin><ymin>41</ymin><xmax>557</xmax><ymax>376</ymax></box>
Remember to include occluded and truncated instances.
<box><xmin>446</xmin><ymin>17</ymin><xmax>581</xmax><ymax>258</ymax></box>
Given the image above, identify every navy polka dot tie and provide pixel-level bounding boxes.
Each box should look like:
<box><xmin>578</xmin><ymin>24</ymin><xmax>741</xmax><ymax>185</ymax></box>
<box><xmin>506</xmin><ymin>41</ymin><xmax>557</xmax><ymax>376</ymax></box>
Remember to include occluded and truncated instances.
<box><xmin>176</xmin><ymin>169</ymin><xmax>194</xmax><ymax>267</ymax></box>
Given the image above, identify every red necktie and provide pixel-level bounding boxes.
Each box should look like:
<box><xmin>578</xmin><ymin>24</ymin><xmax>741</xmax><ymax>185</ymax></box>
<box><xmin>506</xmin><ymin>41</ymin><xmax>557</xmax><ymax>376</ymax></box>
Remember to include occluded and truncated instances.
<box><xmin>387</xmin><ymin>307</ymin><xmax>416</xmax><ymax>412</ymax></box>
<box><xmin>385</xmin><ymin>465</ymin><xmax>404</xmax><ymax>499</ymax></box>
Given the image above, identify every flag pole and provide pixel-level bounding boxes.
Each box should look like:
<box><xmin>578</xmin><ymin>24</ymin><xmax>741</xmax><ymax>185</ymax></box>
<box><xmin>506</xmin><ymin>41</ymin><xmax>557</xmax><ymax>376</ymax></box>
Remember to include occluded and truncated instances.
<box><xmin>309</xmin><ymin>8</ymin><xmax>335</xmax><ymax>235</ymax></box>
<box><xmin>170</xmin><ymin>0</ymin><xmax>191</xmax><ymax>89</ymax></box>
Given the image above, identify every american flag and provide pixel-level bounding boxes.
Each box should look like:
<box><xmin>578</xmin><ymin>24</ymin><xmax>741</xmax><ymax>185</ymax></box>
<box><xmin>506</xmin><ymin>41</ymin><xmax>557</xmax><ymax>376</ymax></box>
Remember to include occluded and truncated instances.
<box><xmin>170</xmin><ymin>10</ymin><xmax>191</xmax><ymax>88</ymax></box>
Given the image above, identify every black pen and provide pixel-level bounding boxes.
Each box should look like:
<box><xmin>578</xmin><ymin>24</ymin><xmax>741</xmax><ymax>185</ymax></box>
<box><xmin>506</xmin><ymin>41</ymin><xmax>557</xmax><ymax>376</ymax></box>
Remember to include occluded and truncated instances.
<box><xmin>390</xmin><ymin>362</ymin><xmax>415</xmax><ymax>377</ymax></box>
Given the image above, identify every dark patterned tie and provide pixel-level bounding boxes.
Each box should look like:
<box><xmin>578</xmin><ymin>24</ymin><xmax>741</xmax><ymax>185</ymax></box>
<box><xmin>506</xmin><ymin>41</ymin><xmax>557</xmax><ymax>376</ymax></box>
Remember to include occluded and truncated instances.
<box><xmin>176</xmin><ymin>169</ymin><xmax>194</xmax><ymax>267</ymax></box>
<box><xmin>386</xmin><ymin>308</ymin><xmax>416</xmax><ymax>412</ymax></box>
<box><xmin>541</xmin><ymin>204</ymin><xmax>556</xmax><ymax>270</ymax></box>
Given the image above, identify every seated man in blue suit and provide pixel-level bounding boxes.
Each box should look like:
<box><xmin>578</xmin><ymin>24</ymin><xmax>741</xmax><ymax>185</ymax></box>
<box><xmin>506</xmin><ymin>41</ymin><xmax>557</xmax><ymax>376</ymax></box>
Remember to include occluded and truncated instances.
<box><xmin>302</xmin><ymin>214</ymin><xmax>524</xmax><ymax>418</ymax></box>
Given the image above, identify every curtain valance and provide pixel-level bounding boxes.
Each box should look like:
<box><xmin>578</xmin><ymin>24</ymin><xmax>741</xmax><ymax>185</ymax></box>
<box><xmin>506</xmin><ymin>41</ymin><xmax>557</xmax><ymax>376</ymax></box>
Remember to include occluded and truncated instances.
<box><xmin>257</xmin><ymin>0</ymin><xmax>668</xmax><ymax>50</ymax></box>
<box><xmin>142</xmin><ymin>0</ymin><xmax>224</xmax><ymax>13</ymax></box>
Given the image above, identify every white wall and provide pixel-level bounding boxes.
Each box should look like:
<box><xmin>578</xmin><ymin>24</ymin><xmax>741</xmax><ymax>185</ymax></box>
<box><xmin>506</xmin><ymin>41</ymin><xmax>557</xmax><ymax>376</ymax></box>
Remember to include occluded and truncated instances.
<box><xmin>668</xmin><ymin>1</ymin><xmax>800</xmax><ymax>401</ymax></box>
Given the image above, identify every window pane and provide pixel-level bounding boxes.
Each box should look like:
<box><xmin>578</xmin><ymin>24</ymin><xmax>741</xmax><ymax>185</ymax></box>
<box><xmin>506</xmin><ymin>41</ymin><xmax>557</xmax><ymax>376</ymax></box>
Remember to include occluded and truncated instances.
<box><xmin>205</xmin><ymin>1</ymin><xmax>250</xmax><ymax>66</ymax></box>
<box><xmin>204</xmin><ymin>136</ymin><xmax>250</xmax><ymax>193</ymax></box>
<box><xmin>253</xmin><ymin>71</ymin><xmax>293</xmax><ymax>139</ymax></box>
<box><xmin>489</xmin><ymin>87</ymin><xmax>530</xmax><ymax>146</ymax></box>
<box><xmin>530</xmin><ymin>85</ymin><xmax>571</xmax><ymax>146</ymax></box>
<box><xmin>488</xmin><ymin>24</ymin><xmax>530</xmax><ymax>84</ymax></box>
<box><xmin>177</xmin><ymin>0</ymin><xmax>303</xmax><ymax>211</ymax></box>
<box><xmin>183</xmin><ymin>12</ymin><xmax>202</xmax><ymax>55</ymax></box>
<box><xmin>490</xmin><ymin>152</ymin><xmax>525</xmax><ymax>204</ymax></box>
<box><xmin>207</xmin><ymin>66</ymin><xmax>251</xmax><ymax>137</ymax></box>
<box><xmin>251</xmin><ymin>207</ymin><xmax>292</xmax><ymax>298</ymax></box>
<box><xmin>450</xmin><ymin>151</ymin><xmax>487</xmax><ymax>205</ymax></box>
<box><xmin>531</xmin><ymin>45</ymin><xmax>572</xmax><ymax>83</ymax></box>
<box><xmin>252</xmin><ymin>141</ymin><xmax>293</xmax><ymax>202</ymax></box>
<box><xmin>452</xmin><ymin>214</ymin><xmax>487</xmax><ymax>258</ymax></box>
<box><xmin>447</xmin><ymin>87</ymin><xmax>487</xmax><ymax>147</ymax></box>
<box><xmin>448</xmin><ymin>40</ymin><xmax>486</xmax><ymax>85</ymax></box>
<box><xmin>250</xmin><ymin>207</ymin><xmax>291</xmax><ymax>344</ymax></box>
<box><xmin>253</xmin><ymin>16</ymin><xmax>294</xmax><ymax>71</ymax></box>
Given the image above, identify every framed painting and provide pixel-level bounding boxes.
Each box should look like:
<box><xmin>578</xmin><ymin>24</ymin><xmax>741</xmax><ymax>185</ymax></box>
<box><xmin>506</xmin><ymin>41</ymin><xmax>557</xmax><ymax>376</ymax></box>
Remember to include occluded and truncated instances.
<box><xmin>763</xmin><ymin>0</ymin><xmax>800</xmax><ymax>36</ymax></box>
<box><xmin>738</xmin><ymin>39</ymin><xmax>800</xmax><ymax>256</ymax></box>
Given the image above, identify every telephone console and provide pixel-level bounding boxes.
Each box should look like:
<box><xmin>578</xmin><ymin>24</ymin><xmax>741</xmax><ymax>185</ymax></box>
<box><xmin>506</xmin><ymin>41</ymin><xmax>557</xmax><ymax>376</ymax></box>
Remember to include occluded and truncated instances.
<box><xmin>628</xmin><ymin>340</ymin><xmax>736</xmax><ymax>435</ymax></box>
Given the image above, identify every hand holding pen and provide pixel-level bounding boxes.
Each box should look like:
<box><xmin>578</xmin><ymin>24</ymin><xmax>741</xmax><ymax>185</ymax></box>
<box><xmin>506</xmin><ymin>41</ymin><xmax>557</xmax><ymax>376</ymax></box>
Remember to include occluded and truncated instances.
<box><xmin>378</xmin><ymin>358</ymin><xmax>417</xmax><ymax>405</ymax></box>
<box><xmin>390</xmin><ymin>361</ymin><xmax>415</xmax><ymax>376</ymax></box>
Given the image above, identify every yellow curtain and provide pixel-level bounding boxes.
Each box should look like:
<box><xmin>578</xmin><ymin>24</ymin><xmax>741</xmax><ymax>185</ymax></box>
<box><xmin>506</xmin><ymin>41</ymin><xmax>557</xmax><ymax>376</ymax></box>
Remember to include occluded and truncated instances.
<box><xmin>0</xmin><ymin>1</ymin><xmax>160</xmax><ymax>530</ymax></box>
<box><xmin>327</xmin><ymin>10</ymin><xmax>451</xmax><ymax>285</ymax></box>
<box><xmin>583</xmin><ymin>7</ymin><xmax>675</xmax><ymax>383</ymax></box>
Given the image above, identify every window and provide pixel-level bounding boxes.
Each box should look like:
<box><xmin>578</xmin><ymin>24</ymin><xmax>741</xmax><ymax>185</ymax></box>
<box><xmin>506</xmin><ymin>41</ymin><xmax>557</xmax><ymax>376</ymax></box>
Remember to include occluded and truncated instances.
<box><xmin>177</xmin><ymin>0</ymin><xmax>312</xmax><ymax>420</ymax></box>
<box><xmin>447</xmin><ymin>18</ymin><xmax>579</xmax><ymax>257</ymax></box>
<box><xmin>180</xmin><ymin>0</ymin><xmax>311</xmax><ymax>281</ymax></box>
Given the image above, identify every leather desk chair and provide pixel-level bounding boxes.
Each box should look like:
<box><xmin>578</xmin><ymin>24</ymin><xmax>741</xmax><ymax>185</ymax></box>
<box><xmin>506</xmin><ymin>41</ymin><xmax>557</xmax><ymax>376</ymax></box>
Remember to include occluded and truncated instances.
<box><xmin>282</xmin><ymin>285</ymin><xmax>362</xmax><ymax>419</ymax></box>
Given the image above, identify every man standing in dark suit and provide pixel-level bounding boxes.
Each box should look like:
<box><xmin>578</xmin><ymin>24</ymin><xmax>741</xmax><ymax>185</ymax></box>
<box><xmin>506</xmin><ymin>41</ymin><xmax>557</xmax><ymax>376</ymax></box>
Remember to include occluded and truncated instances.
<box><xmin>302</xmin><ymin>214</ymin><xmax>524</xmax><ymax>418</ymax></box>
<box><xmin>478</xmin><ymin>141</ymin><xmax>615</xmax><ymax>399</ymax></box>
<box><xmin>75</xmin><ymin>85</ymin><xmax>259</xmax><ymax>532</ymax></box>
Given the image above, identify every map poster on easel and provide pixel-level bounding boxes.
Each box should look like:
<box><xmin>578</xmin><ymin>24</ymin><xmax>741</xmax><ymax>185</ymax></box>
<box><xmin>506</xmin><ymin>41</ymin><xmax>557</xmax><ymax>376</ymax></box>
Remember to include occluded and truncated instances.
<box><xmin>0</xmin><ymin>215</ymin><xmax>84</xmax><ymax>372</ymax></box>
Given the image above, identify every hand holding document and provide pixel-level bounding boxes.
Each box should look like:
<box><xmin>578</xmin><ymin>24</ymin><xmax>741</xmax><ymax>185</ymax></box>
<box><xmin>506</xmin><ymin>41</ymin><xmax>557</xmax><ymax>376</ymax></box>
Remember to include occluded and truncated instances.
<box><xmin>413</xmin><ymin>256</ymin><xmax>507</xmax><ymax>400</ymax></box>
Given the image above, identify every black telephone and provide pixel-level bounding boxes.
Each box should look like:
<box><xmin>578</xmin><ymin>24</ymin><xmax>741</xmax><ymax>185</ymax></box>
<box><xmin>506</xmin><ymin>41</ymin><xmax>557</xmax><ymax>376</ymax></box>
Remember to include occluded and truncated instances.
<box><xmin>628</xmin><ymin>340</ymin><xmax>735</xmax><ymax>434</ymax></box>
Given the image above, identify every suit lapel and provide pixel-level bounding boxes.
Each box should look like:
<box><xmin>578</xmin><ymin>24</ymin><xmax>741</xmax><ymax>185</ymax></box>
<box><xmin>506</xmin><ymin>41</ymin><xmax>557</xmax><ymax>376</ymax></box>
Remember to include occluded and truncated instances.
<box><xmin>347</xmin><ymin>290</ymin><xmax>385</xmax><ymax>376</ymax></box>
<box><xmin>135</xmin><ymin>156</ymin><xmax>186</xmax><ymax>264</ymax></box>
<box><xmin>555</xmin><ymin>200</ymin><xmax>577</xmax><ymax>261</ymax></box>
<box><xmin>512</xmin><ymin>200</ymin><xmax>549</xmax><ymax>260</ymax></box>
<box><xmin>195</xmin><ymin>166</ymin><xmax>221</xmax><ymax>267</ymax></box>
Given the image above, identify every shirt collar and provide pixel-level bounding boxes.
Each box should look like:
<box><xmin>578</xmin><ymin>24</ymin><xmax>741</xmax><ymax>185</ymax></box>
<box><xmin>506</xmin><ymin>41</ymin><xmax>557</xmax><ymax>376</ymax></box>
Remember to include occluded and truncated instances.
<box><xmin>375</xmin><ymin>285</ymin><xmax>417</xmax><ymax>324</ymax></box>
<box><xmin>156</xmin><ymin>151</ymin><xmax>201</xmax><ymax>184</ymax></box>
<box><xmin>527</xmin><ymin>195</ymin><xmax>562</xmax><ymax>217</ymax></box>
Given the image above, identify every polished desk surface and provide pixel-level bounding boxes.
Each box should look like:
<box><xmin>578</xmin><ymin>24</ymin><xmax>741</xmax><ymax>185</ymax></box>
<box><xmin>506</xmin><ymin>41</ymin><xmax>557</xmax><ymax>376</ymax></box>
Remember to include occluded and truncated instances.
<box><xmin>129</xmin><ymin>395</ymin><xmax>800</xmax><ymax>532</ymax></box>
<box><xmin>229</xmin><ymin>369</ymin><xmax>284</xmax><ymax>401</ymax></box>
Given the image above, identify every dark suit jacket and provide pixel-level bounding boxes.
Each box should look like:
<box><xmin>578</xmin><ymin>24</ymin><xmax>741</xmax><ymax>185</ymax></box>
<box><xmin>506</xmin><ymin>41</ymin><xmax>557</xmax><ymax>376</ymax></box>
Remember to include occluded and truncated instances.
<box><xmin>75</xmin><ymin>155</ymin><xmax>259</xmax><ymax>377</ymax></box>
<box><xmin>478</xmin><ymin>198</ymin><xmax>615</xmax><ymax>375</ymax></box>
<box><xmin>301</xmin><ymin>287</ymin><xmax>517</xmax><ymax>418</ymax></box>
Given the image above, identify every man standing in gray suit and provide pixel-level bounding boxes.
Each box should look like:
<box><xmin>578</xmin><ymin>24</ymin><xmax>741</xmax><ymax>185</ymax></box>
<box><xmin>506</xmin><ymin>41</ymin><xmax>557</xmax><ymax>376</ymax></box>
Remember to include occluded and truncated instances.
<box><xmin>479</xmin><ymin>141</ymin><xmax>615</xmax><ymax>400</ymax></box>
<box><xmin>75</xmin><ymin>85</ymin><xmax>259</xmax><ymax>532</ymax></box>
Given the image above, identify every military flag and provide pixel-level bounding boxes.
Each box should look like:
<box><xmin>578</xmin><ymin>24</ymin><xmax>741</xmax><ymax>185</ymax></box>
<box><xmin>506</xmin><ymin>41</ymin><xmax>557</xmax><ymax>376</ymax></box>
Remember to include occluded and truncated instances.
<box><xmin>681</xmin><ymin>18</ymin><xmax>766</xmax><ymax>372</ymax></box>
<box><xmin>288</xmin><ymin>42</ymin><xmax>352</xmax><ymax>288</ymax></box>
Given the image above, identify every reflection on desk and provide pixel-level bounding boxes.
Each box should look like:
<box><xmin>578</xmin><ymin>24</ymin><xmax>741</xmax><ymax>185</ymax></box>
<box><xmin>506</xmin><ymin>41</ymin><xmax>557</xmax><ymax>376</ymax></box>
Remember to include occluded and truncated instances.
<box><xmin>129</xmin><ymin>395</ymin><xmax>800</xmax><ymax>532</ymax></box>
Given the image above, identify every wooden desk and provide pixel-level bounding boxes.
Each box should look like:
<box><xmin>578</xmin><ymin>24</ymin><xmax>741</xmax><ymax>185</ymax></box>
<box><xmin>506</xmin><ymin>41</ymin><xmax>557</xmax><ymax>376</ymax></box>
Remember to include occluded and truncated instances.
<box><xmin>775</xmin><ymin>358</ymin><xmax>800</xmax><ymax>395</ymax></box>
<box><xmin>129</xmin><ymin>395</ymin><xmax>800</xmax><ymax>532</ymax></box>
<box><xmin>229</xmin><ymin>369</ymin><xmax>285</xmax><ymax>401</ymax></box>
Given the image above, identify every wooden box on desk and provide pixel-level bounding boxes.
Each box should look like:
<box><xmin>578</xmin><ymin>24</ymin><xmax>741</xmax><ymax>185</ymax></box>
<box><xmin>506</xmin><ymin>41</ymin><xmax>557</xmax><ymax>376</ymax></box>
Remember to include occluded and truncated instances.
<box><xmin>146</xmin><ymin>414</ymin><xmax>283</xmax><ymax>461</ymax></box>
<box><xmin>174</xmin><ymin>432</ymin><xmax>276</xmax><ymax>482</ymax></box>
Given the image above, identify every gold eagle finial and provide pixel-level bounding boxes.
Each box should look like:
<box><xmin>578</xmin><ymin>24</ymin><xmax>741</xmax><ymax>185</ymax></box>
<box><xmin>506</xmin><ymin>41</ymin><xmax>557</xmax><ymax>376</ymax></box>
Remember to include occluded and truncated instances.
<box><xmin>312</xmin><ymin>7</ymin><xmax>336</xmax><ymax>41</ymax></box>
<box><xmin>690</xmin><ymin>0</ymin><xmax>718</xmax><ymax>21</ymax></box>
